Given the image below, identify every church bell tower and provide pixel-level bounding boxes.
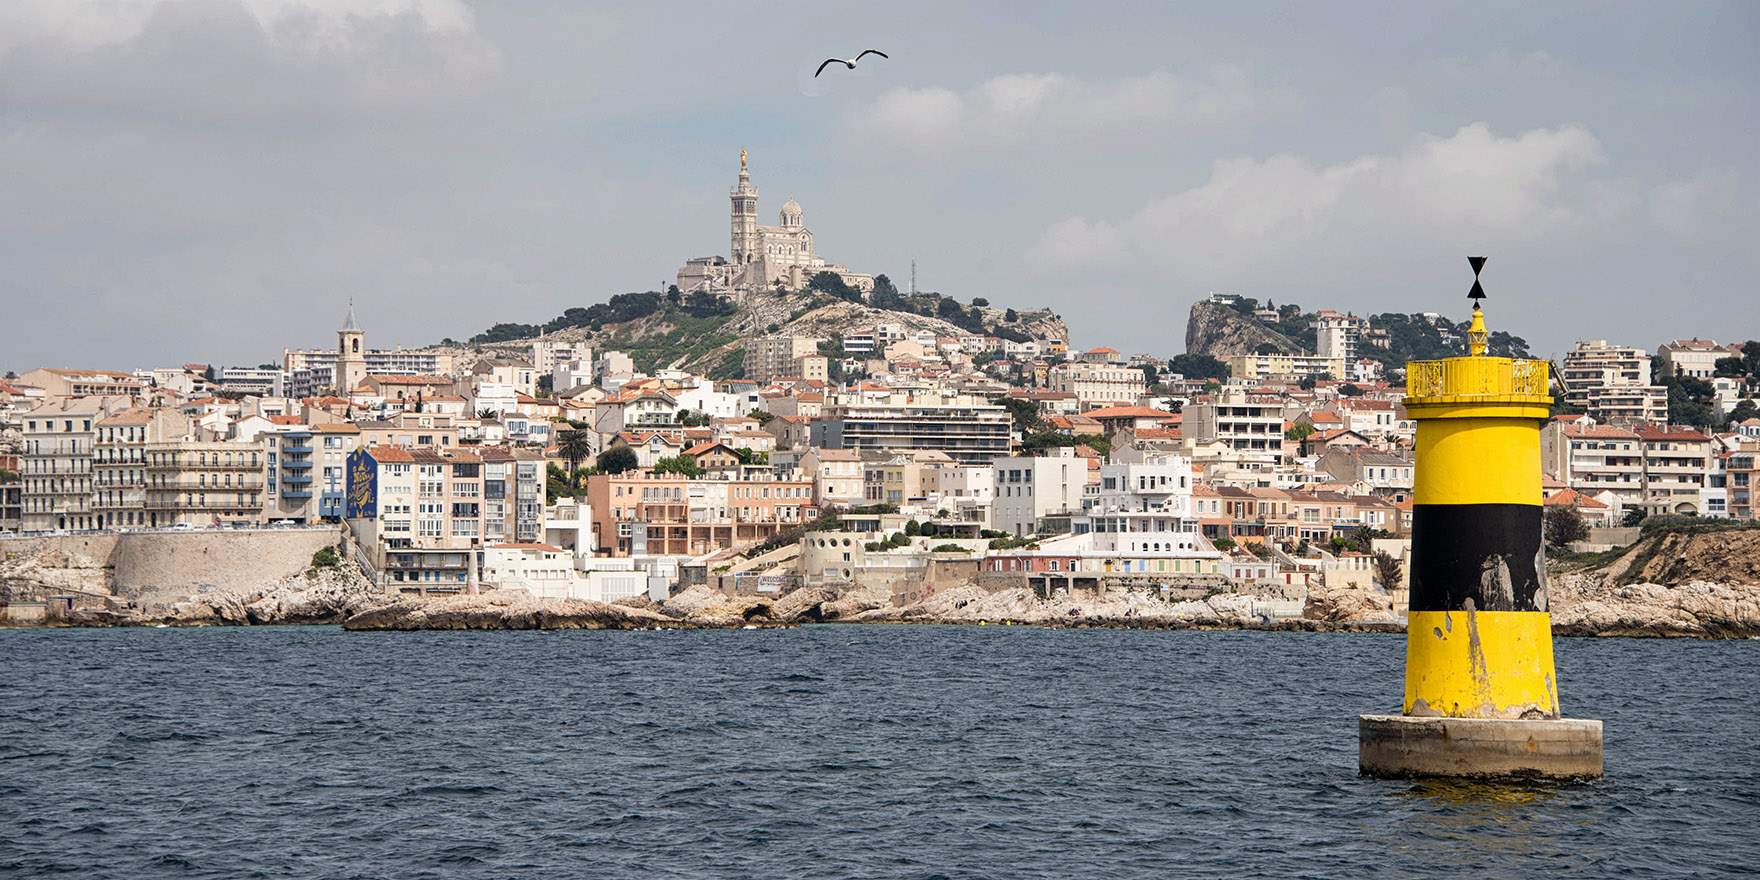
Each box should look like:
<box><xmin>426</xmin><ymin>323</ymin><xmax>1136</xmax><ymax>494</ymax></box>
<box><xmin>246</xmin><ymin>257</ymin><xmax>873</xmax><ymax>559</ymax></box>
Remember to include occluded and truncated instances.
<box><xmin>730</xmin><ymin>148</ymin><xmax>758</xmax><ymax>266</ymax></box>
<box><xmin>335</xmin><ymin>301</ymin><xmax>367</xmax><ymax>396</ymax></box>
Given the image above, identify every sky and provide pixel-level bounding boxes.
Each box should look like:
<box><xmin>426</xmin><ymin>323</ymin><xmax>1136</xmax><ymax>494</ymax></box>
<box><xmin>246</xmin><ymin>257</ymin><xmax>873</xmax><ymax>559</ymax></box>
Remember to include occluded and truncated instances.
<box><xmin>2</xmin><ymin>0</ymin><xmax>1756</xmax><ymax>371</ymax></box>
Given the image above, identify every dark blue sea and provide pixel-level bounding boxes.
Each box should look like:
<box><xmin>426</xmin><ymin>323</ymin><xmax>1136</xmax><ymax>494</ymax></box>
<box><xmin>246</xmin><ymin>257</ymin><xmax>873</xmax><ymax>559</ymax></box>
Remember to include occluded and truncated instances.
<box><xmin>1</xmin><ymin>626</ymin><xmax>1755</xmax><ymax>879</ymax></box>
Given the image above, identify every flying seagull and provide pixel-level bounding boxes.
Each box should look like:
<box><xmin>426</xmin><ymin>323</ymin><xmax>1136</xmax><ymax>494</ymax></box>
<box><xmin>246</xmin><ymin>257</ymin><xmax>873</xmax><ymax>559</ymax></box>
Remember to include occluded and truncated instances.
<box><xmin>815</xmin><ymin>49</ymin><xmax>888</xmax><ymax>77</ymax></box>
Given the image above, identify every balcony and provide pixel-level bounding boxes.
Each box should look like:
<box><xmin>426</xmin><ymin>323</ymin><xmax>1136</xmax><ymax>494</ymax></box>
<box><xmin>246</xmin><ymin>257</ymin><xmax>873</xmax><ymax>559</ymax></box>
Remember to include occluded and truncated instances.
<box><xmin>280</xmin><ymin>475</ymin><xmax>313</xmax><ymax>485</ymax></box>
<box><xmin>282</xmin><ymin>445</ymin><xmax>313</xmax><ymax>455</ymax></box>
<box><xmin>281</xmin><ymin>490</ymin><xmax>313</xmax><ymax>499</ymax></box>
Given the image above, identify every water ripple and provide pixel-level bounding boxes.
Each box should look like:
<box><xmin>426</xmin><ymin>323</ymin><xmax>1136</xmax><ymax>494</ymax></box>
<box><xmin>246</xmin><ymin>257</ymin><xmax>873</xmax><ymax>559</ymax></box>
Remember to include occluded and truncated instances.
<box><xmin>0</xmin><ymin>625</ymin><xmax>1755</xmax><ymax>878</ymax></box>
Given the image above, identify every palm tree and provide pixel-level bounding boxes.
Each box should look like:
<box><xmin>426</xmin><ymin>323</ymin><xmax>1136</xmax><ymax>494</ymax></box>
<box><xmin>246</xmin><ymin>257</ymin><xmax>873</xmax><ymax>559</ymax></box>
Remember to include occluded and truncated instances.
<box><xmin>556</xmin><ymin>430</ymin><xmax>593</xmax><ymax>487</ymax></box>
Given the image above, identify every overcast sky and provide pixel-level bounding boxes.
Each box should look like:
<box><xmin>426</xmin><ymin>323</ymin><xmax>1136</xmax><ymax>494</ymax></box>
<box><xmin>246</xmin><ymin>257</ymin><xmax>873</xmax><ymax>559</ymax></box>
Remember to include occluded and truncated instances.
<box><xmin>3</xmin><ymin>0</ymin><xmax>1755</xmax><ymax>371</ymax></box>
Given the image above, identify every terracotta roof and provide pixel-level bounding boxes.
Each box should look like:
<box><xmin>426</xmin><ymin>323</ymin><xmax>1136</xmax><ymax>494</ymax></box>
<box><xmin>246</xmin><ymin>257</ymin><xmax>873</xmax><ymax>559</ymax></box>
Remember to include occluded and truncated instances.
<box><xmin>1632</xmin><ymin>426</ymin><xmax>1710</xmax><ymax>441</ymax></box>
<box><xmin>1081</xmin><ymin>405</ymin><xmax>1177</xmax><ymax>419</ymax></box>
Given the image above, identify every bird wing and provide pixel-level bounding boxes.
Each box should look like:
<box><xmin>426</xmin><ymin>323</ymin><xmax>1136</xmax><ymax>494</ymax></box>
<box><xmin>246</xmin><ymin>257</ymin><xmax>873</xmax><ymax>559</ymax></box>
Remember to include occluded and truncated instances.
<box><xmin>854</xmin><ymin>49</ymin><xmax>889</xmax><ymax>61</ymax></box>
<box><xmin>815</xmin><ymin>58</ymin><xmax>847</xmax><ymax>76</ymax></box>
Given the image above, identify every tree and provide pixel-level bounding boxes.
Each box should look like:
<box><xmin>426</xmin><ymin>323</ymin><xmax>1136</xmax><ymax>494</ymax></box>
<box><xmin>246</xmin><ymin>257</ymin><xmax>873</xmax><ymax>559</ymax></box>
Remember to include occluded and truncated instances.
<box><xmin>1730</xmin><ymin>398</ymin><xmax>1758</xmax><ymax>424</ymax></box>
<box><xmin>991</xmin><ymin>396</ymin><xmax>1044</xmax><ymax>432</ymax></box>
<box><xmin>477</xmin><ymin>408</ymin><xmax>498</xmax><ymax>420</ymax></box>
<box><xmin>653</xmin><ymin>455</ymin><xmax>702</xmax><ymax>477</ymax></box>
<box><xmin>1212</xmin><ymin>536</ymin><xmax>1236</xmax><ymax>551</ymax></box>
<box><xmin>1004</xmin><ymin>308</ymin><xmax>1018</xmax><ymax>322</ymax></box>
<box><xmin>596</xmin><ymin>446</ymin><xmax>639</xmax><ymax>475</ymax></box>
<box><xmin>972</xmin><ymin>297</ymin><xmax>989</xmax><ymax>307</ymax></box>
<box><xmin>904</xmin><ymin>519</ymin><xmax>922</xmax><ymax>536</ymax></box>
<box><xmin>889</xmin><ymin>531</ymin><xmax>910</xmax><ymax>547</ymax></box>
<box><xmin>1372</xmin><ymin>550</ymin><xmax>1403</xmax><ymax>589</ymax></box>
<box><xmin>1286</xmin><ymin>422</ymin><xmax>1317</xmax><ymax>443</ymax></box>
<box><xmin>1543</xmin><ymin>504</ymin><xmax>1589</xmax><ymax>547</ymax></box>
<box><xmin>1140</xmin><ymin>365</ymin><xmax>1159</xmax><ymax>388</ymax></box>
<box><xmin>1168</xmin><ymin>353</ymin><xmax>1228</xmax><ymax>381</ymax></box>
<box><xmin>1338</xmin><ymin>384</ymin><xmax>1366</xmax><ymax>397</ymax></box>
<box><xmin>1744</xmin><ymin>341</ymin><xmax>1760</xmax><ymax>378</ymax></box>
<box><xmin>556</xmin><ymin>430</ymin><xmax>593</xmax><ymax>483</ymax></box>
<box><xmin>748</xmin><ymin>409</ymin><xmax>775</xmax><ymax>425</ymax></box>
<box><xmin>1714</xmin><ymin>356</ymin><xmax>1747</xmax><ymax>378</ymax></box>
<box><xmin>1298</xmin><ymin>375</ymin><xmax>1318</xmax><ymax>390</ymax></box>
<box><xmin>1622</xmin><ymin>508</ymin><xmax>1646</xmax><ymax>527</ymax></box>
<box><xmin>808</xmin><ymin>271</ymin><xmax>860</xmax><ymax>301</ymax></box>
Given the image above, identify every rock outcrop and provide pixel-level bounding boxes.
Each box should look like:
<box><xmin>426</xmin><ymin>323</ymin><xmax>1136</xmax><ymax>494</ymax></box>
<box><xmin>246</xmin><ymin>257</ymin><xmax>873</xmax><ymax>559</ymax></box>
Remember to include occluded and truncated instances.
<box><xmin>843</xmin><ymin>584</ymin><xmax>1362</xmax><ymax>630</ymax></box>
<box><xmin>341</xmin><ymin>591</ymin><xmax>679</xmax><ymax>631</ymax></box>
<box><xmin>1547</xmin><ymin>528</ymin><xmax>1760</xmax><ymax>638</ymax></box>
<box><xmin>1303</xmin><ymin>582</ymin><xmax>1397</xmax><ymax>623</ymax></box>
<box><xmin>1184</xmin><ymin>301</ymin><xmax>1303</xmax><ymax>360</ymax></box>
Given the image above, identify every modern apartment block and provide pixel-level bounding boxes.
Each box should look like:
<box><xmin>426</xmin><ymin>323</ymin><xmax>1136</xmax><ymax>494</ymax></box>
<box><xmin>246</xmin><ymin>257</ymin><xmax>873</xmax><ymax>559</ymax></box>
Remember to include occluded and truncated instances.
<box><xmin>1560</xmin><ymin>340</ymin><xmax>1667</xmax><ymax>425</ymax></box>
<box><xmin>1046</xmin><ymin>362</ymin><xmax>1147</xmax><ymax>409</ymax></box>
<box><xmin>1077</xmin><ymin>450</ymin><xmax>1198</xmax><ymax>535</ymax></box>
<box><xmin>144</xmin><ymin>439</ymin><xmax>268</xmax><ymax>528</ymax></box>
<box><xmin>1727</xmin><ymin>449</ymin><xmax>1758</xmax><ymax>519</ymax></box>
<box><xmin>811</xmin><ymin>403</ymin><xmax>1012</xmax><ymax>464</ymax></box>
<box><xmin>586</xmin><ymin>472</ymin><xmax>815</xmax><ymax>556</ymax></box>
<box><xmin>992</xmin><ymin>447</ymin><xmax>1087</xmax><ymax>536</ymax></box>
<box><xmin>743</xmin><ymin>336</ymin><xmax>818</xmax><ymax>384</ymax></box>
<box><xmin>1182</xmin><ymin>387</ymin><xmax>1288</xmax><ymax>460</ymax></box>
<box><xmin>1314</xmin><ymin>311</ymin><xmax>1369</xmax><ymax>361</ymax></box>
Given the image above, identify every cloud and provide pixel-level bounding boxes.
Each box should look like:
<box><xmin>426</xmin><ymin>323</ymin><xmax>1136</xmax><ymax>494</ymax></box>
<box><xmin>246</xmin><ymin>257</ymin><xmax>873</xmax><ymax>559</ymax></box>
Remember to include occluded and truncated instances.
<box><xmin>1034</xmin><ymin>123</ymin><xmax>1613</xmax><ymax>276</ymax></box>
<box><xmin>840</xmin><ymin>66</ymin><xmax>1298</xmax><ymax>160</ymax></box>
<box><xmin>0</xmin><ymin>0</ymin><xmax>502</xmax><ymax>123</ymax></box>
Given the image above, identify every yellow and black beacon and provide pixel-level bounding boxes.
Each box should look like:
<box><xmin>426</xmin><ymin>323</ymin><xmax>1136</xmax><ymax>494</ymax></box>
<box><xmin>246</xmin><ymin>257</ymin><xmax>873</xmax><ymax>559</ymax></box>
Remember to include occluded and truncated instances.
<box><xmin>1358</xmin><ymin>256</ymin><xmax>1603</xmax><ymax>780</ymax></box>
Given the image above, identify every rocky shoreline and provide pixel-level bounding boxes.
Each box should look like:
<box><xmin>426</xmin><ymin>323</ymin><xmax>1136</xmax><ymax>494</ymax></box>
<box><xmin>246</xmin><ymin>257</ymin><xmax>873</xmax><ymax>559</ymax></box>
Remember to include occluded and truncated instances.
<box><xmin>7</xmin><ymin>529</ymin><xmax>1759</xmax><ymax>637</ymax></box>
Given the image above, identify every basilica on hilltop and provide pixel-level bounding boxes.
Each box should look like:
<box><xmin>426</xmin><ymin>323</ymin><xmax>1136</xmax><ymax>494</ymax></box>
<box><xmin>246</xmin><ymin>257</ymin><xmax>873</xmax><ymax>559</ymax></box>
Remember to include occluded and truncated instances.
<box><xmin>676</xmin><ymin>150</ymin><xmax>873</xmax><ymax>297</ymax></box>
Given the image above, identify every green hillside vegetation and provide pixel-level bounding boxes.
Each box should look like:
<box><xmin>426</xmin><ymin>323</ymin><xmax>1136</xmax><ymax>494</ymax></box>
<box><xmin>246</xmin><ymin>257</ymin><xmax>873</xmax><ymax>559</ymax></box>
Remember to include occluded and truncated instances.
<box><xmin>1219</xmin><ymin>295</ymin><xmax>1533</xmax><ymax>365</ymax></box>
<box><xmin>459</xmin><ymin>272</ymin><xmax>1051</xmax><ymax>377</ymax></box>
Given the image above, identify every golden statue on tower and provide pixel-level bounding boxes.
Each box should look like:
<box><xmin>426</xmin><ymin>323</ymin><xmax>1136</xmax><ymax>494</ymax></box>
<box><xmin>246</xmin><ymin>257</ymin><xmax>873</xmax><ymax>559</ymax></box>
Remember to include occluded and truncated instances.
<box><xmin>740</xmin><ymin>147</ymin><xmax>747</xmax><ymax>171</ymax></box>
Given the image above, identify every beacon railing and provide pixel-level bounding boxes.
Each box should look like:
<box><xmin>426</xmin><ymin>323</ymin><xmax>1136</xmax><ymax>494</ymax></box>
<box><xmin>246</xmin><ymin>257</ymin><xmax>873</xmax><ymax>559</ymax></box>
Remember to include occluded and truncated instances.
<box><xmin>1404</xmin><ymin>358</ymin><xmax>1549</xmax><ymax>399</ymax></box>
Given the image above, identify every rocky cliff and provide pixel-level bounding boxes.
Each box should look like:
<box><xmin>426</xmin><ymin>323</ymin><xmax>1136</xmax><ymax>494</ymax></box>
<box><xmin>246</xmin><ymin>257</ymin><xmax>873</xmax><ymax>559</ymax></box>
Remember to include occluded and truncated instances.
<box><xmin>1549</xmin><ymin>528</ymin><xmax>1760</xmax><ymax>638</ymax></box>
<box><xmin>1184</xmin><ymin>301</ymin><xmax>1304</xmax><ymax>359</ymax></box>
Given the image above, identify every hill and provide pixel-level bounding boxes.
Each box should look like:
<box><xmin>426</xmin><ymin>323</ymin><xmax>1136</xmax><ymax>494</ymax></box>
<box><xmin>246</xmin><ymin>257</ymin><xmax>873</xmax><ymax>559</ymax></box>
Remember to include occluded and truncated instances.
<box><xmin>1184</xmin><ymin>296</ymin><xmax>1532</xmax><ymax>368</ymax></box>
<box><xmin>440</xmin><ymin>275</ymin><xmax>1068</xmax><ymax>380</ymax></box>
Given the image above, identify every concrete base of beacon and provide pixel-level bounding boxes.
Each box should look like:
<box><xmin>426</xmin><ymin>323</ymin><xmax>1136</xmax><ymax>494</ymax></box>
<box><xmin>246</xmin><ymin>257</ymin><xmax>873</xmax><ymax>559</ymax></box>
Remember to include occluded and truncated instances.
<box><xmin>1358</xmin><ymin>714</ymin><xmax>1603</xmax><ymax>780</ymax></box>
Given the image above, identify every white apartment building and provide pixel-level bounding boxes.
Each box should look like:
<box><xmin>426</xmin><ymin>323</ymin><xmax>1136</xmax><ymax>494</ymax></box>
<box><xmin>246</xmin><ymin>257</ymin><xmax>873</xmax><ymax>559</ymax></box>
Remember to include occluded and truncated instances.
<box><xmin>993</xmin><ymin>447</ymin><xmax>1086</xmax><ymax>536</ymax></box>
<box><xmin>1560</xmin><ymin>340</ymin><xmax>1667</xmax><ymax>425</ymax></box>
<box><xmin>1078</xmin><ymin>449</ymin><xmax>1197</xmax><ymax>535</ymax></box>
<box><xmin>94</xmin><ymin>408</ymin><xmax>193</xmax><ymax>530</ymax></box>
<box><xmin>1314</xmin><ymin>311</ymin><xmax>1369</xmax><ymax>361</ymax></box>
<box><xmin>1047</xmin><ymin>362</ymin><xmax>1147</xmax><ymax>409</ymax></box>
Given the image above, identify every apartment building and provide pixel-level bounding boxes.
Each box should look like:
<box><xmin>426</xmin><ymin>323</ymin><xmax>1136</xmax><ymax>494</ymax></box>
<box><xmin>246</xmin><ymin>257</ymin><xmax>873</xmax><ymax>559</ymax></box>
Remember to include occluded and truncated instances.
<box><xmin>1727</xmin><ymin>449</ymin><xmax>1757</xmax><ymax>519</ymax></box>
<box><xmin>93</xmin><ymin>408</ymin><xmax>193</xmax><ymax>529</ymax></box>
<box><xmin>1228</xmin><ymin>353</ymin><xmax>1347</xmax><ymax>383</ymax></box>
<box><xmin>345</xmin><ymin>447</ymin><xmax>486</xmax><ymax>591</ymax></box>
<box><xmin>1540</xmin><ymin>422</ymin><xmax>1644</xmax><ymax>505</ymax></box>
<box><xmin>0</xmin><ymin>477</ymin><xmax>20</xmax><ymax>533</ymax></box>
<box><xmin>263</xmin><ymin>425</ymin><xmax>318</xmax><ymax>523</ymax></box>
<box><xmin>20</xmin><ymin>396</ymin><xmax>134</xmax><ymax>531</ymax></box>
<box><xmin>1560</xmin><ymin>340</ymin><xmax>1667</xmax><ymax>425</ymax></box>
<box><xmin>993</xmin><ymin>447</ymin><xmax>1086</xmax><ymax>537</ymax></box>
<box><xmin>811</xmin><ymin>403</ymin><xmax>1012</xmax><ymax>464</ymax></box>
<box><xmin>586</xmin><ymin>472</ymin><xmax>815</xmax><ymax>557</ymax></box>
<box><xmin>1077</xmin><ymin>450</ymin><xmax>1197</xmax><ymax>535</ymax></box>
<box><xmin>1657</xmin><ymin>339</ymin><xmax>1739</xmax><ymax>379</ymax></box>
<box><xmin>1046</xmin><ymin>362</ymin><xmax>1147</xmax><ymax>409</ymax></box>
<box><xmin>144</xmin><ymin>439</ymin><xmax>267</xmax><ymax>528</ymax></box>
<box><xmin>1182</xmin><ymin>387</ymin><xmax>1287</xmax><ymax>462</ymax></box>
<box><xmin>802</xmin><ymin>448</ymin><xmax>866</xmax><ymax>508</ymax></box>
<box><xmin>1316</xmin><ymin>447</ymin><xmax>1414</xmax><ymax>498</ymax></box>
<box><xmin>18</xmin><ymin>368</ymin><xmax>146</xmax><ymax>399</ymax></box>
<box><xmin>743</xmin><ymin>336</ymin><xmax>818</xmax><ymax>384</ymax></box>
<box><xmin>1314</xmin><ymin>312</ymin><xmax>1369</xmax><ymax>361</ymax></box>
<box><xmin>475</xmin><ymin>447</ymin><xmax>547</xmax><ymax>544</ymax></box>
<box><xmin>313</xmin><ymin>423</ymin><xmax>363</xmax><ymax>521</ymax></box>
<box><xmin>1636</xmin><ymin>426</ymin><xmax>1713</xmax><ymax>515</ymax></box>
